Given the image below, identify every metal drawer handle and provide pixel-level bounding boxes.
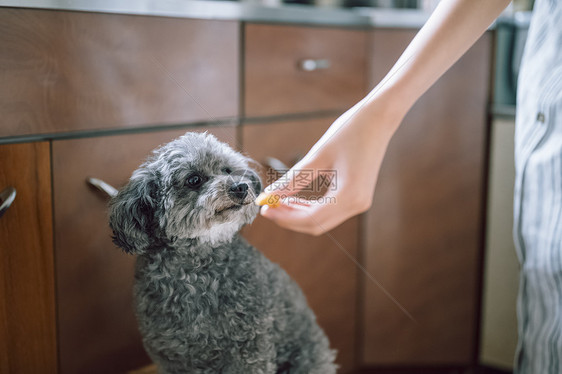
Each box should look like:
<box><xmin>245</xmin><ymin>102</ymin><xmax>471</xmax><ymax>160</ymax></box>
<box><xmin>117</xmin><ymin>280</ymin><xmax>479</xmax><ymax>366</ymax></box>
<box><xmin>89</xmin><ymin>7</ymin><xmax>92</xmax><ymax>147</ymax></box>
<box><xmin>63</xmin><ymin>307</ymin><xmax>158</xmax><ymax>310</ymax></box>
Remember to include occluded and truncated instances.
<box><xmin>0</xmin><ymin>186</ymin><xmax>16</xmax><ymax>218</ymax></box>
<box><xmin>298</xmin><ymin>59</ymin><xmax>331</xmax><ymax>72</ymax></box>
<box><xmin>263</xmin><ymin>155</ymin><xmax>305</xmax><ymax>174</ymax></box>
<box><xmin>87</xmin><ymin>177</ymin><xmax>118</xmax><ymax>198</ymax></box>
<box><xmin>264</xmin><ymin>157</ymin><xmax>290</xmax><ymax>174</ymax></box>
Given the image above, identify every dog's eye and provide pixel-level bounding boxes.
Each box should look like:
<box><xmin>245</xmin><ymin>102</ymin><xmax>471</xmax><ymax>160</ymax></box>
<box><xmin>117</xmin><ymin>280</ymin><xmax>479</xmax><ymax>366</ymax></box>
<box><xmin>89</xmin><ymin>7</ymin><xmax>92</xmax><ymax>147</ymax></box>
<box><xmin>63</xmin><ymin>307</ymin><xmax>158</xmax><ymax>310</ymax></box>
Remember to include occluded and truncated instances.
<box><xmin>186</xmin><ymin>174</ymin><xmax>205</xmax><ymax>188</ymax></box>
<box><xmin>222</xmin><ymin>167</ymin><xmax>233</xmax><ymax>174</ymax></box>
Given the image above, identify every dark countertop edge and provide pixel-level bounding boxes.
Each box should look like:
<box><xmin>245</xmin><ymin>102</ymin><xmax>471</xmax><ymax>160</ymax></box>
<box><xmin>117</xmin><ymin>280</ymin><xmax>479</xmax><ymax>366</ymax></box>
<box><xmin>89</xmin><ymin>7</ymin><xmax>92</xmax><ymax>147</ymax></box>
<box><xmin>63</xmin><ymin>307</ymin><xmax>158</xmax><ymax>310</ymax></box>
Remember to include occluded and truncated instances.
<box><xmin>0</xmin><ymin>119</ymin><xmax>238</xmax><ymax>146</ymax></box>
<box><xmin>0</xmin><ymin>1</ymin><xmax>533</xmax><ymax>30</ymax></box>
<box><xmin>0</xmin><ymin>0</ymin><xmax>436</xmax><ymax>28</ymax></box>
<box><xmin>0</xmin><ymin>0</ymin><xmax>369</xmax><ymax>27</ymax></box>
<box><xmin>0</xmin><ymin>110</ymin><xmax>343</xmax><ymax>145</ymax></box>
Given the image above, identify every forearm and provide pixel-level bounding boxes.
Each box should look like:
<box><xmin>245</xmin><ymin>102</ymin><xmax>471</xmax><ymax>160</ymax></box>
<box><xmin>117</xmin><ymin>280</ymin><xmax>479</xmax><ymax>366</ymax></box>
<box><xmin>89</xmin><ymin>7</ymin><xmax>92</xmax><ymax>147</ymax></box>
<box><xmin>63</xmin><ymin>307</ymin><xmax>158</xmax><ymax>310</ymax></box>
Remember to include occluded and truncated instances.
<box><xmin>363</xmin><ymin>0</ymin><xmax>510</xmax><ymax>129</ymax></box>
<box><xmin>261</xmin><ymin>0</ymin><xmax>511</xmax><ymax>233</ymax></box>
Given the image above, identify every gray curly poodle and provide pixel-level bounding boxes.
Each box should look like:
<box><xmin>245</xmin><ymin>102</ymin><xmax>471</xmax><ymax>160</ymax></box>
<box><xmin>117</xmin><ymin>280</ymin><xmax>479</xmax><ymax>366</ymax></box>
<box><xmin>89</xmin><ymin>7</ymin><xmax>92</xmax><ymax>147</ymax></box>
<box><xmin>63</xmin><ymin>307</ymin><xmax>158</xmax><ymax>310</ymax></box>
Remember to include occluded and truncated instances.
<box><xmin>109</xmin><ymin>132</ymin><xmax>337</xmax><ymax>374</ymax></box>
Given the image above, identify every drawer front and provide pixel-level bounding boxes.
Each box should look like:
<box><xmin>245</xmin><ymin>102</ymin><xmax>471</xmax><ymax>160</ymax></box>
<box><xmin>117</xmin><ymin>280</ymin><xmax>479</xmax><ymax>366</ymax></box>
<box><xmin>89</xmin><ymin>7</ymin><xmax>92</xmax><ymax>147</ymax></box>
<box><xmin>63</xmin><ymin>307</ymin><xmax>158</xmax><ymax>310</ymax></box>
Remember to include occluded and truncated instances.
<box><xmin>241</xmin><ymin>118</ymin><xmax>358</xmax><ymax>373</ymax></box>
<box><xmin>52</xmin><ymin>126</ymin><xmax>236</xmax><ymax>374</ymax></box>
<box><xmin>0</xmin><ymin>8</ymin><xmax>239</xmax><ymax>137</ymax></box>
<box><xmin>244</xmin><ymin>24</ymin><xmax>366</xmax><ymax>117</ymax></box>
<box><xmin>0</xmin><ymin>142</ymin><xmax>57</xmax><ymax>374</ymax></box>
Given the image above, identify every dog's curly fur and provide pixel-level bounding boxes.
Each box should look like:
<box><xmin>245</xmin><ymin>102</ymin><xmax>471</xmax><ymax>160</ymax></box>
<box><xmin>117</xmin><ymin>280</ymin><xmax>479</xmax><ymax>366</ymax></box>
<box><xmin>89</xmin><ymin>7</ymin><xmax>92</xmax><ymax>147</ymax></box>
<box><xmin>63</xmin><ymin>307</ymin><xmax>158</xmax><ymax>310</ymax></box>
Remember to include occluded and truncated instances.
<box><xmin>109</xmin><ymin>132</ymin><xmax>337</xmax><ymax>374</ymax></box>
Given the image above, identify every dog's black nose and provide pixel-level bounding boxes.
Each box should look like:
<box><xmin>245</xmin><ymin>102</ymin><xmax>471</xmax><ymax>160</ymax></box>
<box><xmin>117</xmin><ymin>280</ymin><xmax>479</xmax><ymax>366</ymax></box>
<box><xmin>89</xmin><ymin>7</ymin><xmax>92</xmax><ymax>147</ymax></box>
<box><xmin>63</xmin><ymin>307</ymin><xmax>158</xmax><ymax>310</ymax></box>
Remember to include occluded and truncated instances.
<box><xmin>228</xmin><ymin>182</ymin><xmax>248</xmax><ymax>200</ymax></box>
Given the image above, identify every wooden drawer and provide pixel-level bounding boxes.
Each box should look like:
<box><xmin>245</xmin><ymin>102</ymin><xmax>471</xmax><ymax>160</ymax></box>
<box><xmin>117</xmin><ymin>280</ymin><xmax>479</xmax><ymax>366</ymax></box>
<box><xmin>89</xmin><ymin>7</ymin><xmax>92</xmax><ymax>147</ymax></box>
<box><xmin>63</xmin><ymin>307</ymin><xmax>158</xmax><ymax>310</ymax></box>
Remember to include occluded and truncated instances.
<box><xmin>241</xmin><ymin>117</ymin><xmax>359</xmax><ymax>373</ymax></box>
<box><xmin>0</xmin><ymin>142</ymin><xmax>57</xmax><ymax>374</ymax></box>
<box><xmin>52</xmin><ymin>126</ymin><xmax>236</xmax><ymax>374</ymax></box>
<box><xmin>362</xmin><ymin>30</ymin><xmax>491</xmax><ymax>366</ymax></box>
<box><xmin>244</xmin><ymin>24</ymin><xmax>366</xmax><ymax>117</ymax></box>
<box><xmin>0</xmin><ymin>9</ymin><xmax>239</xmax><ymax>138</ymax></box>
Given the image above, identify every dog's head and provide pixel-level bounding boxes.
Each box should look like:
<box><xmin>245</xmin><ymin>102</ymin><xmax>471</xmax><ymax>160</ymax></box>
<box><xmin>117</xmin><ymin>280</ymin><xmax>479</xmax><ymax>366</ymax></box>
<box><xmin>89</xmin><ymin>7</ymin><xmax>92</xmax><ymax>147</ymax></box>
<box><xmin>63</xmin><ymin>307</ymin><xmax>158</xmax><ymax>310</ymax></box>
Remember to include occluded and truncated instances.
<box><xmin>109</xmin><ymin>132</ymin><xmax>261</xmax><ymax>254</ymax></box>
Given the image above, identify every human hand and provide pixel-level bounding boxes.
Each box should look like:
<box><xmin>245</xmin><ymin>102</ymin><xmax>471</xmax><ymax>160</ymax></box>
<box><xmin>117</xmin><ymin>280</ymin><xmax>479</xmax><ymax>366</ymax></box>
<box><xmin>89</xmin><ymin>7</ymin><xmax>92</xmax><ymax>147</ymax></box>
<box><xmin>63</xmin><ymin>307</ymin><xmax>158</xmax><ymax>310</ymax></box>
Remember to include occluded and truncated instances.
<box><xmin>257</xmin><ymin>97</ymin><xmax>403</xmax><ymax>235</ymax></box>
<box><xmin>256</xmin><ymin>0</ymin><xmax>510</xmax><ymax>236</ymax></box>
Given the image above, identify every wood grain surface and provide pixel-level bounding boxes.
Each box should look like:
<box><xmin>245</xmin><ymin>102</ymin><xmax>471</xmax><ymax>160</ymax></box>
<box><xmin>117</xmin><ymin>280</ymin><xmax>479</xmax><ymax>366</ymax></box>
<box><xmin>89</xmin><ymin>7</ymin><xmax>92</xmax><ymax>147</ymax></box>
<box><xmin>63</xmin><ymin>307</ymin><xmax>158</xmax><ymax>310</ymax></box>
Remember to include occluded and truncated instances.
<box><xmin>0</xmin><ymin>142</ymin><xmax>57</xmax><ymax>373</ymax></box>
<box><xmin>0</xmin><ymin>8</ymin><xmax>239</xmax><ymax>138</ymax></box>
<box><xmin>245</xmin><ymin>23</ymin><xmax>367</xmax><ymax>117</ymax></box>
<box><xmin>361</xmin><ymin>30</ymin><xmax>492</xmax><ymax>365</ymax></box>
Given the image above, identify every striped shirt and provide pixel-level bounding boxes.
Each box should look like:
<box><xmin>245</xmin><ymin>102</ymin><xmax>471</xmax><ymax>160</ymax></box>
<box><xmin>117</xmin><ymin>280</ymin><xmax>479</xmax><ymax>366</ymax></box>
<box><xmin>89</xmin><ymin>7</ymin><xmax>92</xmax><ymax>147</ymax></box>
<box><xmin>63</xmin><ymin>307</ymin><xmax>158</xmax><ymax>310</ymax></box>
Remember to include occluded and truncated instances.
<box><xmin>513</xmin><ymin>0</ymin><xmax>562</xmax><ymax>372</ymax></box>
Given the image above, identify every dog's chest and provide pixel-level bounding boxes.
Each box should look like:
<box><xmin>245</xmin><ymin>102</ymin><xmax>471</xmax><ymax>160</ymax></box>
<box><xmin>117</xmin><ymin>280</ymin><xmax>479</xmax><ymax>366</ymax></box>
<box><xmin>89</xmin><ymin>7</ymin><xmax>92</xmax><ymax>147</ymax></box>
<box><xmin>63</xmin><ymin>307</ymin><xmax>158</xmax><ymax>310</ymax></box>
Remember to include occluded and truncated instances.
<box><xmin>135</xmin><ymin>254</ymin><xmax>270</xmax><ymax>335</ymax></box>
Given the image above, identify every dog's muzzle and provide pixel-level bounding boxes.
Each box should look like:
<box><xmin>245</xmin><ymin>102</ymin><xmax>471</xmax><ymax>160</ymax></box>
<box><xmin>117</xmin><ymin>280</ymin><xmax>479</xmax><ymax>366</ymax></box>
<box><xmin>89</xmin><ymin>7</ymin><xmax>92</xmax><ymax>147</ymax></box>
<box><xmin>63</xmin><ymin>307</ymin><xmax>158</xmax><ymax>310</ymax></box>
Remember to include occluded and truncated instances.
<box><xmin>225</xmin><ymin>169</ymin><xmax>261</xmax><ymax>205</ymax></box>
<box><xmin>228</xmin><ymin>182</ymin><xmax>249</xmax><ymax>201</ymax></box>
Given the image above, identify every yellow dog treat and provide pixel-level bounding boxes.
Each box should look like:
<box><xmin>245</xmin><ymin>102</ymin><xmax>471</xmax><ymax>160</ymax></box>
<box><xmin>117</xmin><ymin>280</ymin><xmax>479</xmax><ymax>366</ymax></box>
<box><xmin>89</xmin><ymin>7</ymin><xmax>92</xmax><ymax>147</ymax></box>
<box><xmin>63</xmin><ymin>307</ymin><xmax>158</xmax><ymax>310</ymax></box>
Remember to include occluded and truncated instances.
<box><xmin>255</xmin><ymin>192</ymin><xmax>281</xmax><ymax>208</ymax></box>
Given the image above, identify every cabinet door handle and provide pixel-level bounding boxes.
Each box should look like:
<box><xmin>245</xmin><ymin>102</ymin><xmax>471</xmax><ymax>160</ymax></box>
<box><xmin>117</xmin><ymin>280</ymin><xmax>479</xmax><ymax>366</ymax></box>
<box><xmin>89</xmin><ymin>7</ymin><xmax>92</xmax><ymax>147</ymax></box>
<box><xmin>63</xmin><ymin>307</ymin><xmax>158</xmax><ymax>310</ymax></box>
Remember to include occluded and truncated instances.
<box><xmin>263</xmin><ymin>155</ymin><xmax>305</xmax><ymax>174</ymax></box>
<box><xmin>86</xmin><ymin>177</ymin><xmax>118</xmax><ymax>198</ymax></box>
<box><xmin>0</xmin><ymin>186</ymin><xmax>16</xmax><ymax>218</ymax></box>
<box><xmin>264</xmin><ymin>157</ymin><xmax>290</xmax><ymax>174</ymax></box>
<box><xmin>297</xmin><ymin>59</ymin><xmax>331</xmax><ymax>72</ymax></box>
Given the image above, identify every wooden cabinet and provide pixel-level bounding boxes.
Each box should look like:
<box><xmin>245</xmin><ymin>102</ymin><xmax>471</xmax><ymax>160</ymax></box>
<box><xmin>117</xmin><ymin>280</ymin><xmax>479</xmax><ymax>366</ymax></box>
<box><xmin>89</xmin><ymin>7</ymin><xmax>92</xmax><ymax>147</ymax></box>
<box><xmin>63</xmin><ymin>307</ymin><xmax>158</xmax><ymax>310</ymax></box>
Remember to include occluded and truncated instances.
<box><xmin>244</xmin><ymin>23</ymin><xmax>367</xmax><ymax>117</ymax></box>
<box><xmin>0</xmin><ymin>6</ymin><xmax>494</xmax><ymax>373</ymax></box>
<box><xmin>51</xmin><ymin>126</ymin><xmax>236</xmax><ymax>374</ymax></box>
<box><xmin>241</xmin><ymin>117</ymin><xmax>359</xmax><ymax>373</ymax></box>
<box><xmin>361</xmin><ymin>30</ymin><xmax>491</xmax><ymax>366</ymax></box>
<box><xmin>0</xmin><ymin>8</ymin><xmax>239</xmax><ymax>138</ymax></box>
<box><xmin>0</xmin><ymin>142</ymin><xmax>57</xmax><ymax>374</ymax></box>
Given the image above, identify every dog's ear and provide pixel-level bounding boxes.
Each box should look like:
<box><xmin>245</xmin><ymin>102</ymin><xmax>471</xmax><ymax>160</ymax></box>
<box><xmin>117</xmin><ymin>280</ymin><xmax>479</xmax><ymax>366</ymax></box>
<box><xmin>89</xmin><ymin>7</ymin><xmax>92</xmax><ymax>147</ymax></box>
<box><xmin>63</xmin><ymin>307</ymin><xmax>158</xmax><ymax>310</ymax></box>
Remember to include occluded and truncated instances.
<box><xmin>109</xmin><ymin>170</ymin><xmax>158</xmax><ymax>255</ymax></box>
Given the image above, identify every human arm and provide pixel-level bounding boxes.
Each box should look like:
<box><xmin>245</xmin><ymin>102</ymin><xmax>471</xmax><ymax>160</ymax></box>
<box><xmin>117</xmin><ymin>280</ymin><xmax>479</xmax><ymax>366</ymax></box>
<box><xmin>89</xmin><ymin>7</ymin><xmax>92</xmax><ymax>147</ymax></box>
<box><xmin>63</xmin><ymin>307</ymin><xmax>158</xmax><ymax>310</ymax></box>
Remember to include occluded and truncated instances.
<box><xmin>258</xmin><ymin>0</ymin><xmax>511</xmax><ymax>235</ymax></box>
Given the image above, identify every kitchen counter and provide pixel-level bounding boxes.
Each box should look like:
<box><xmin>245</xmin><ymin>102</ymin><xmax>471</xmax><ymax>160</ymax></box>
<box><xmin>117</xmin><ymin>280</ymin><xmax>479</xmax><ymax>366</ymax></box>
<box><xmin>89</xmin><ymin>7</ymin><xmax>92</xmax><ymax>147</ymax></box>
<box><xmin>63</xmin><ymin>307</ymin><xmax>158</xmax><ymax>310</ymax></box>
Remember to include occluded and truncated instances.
<box><xmin>0</xmin><ymin>0</ymin><xmax>432</xmax><ymax>28</ymax></box>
